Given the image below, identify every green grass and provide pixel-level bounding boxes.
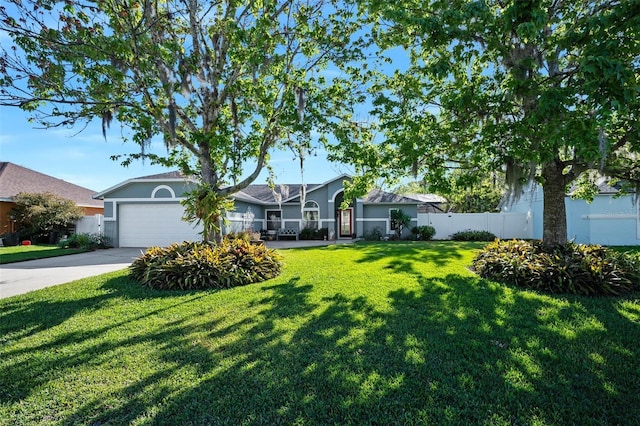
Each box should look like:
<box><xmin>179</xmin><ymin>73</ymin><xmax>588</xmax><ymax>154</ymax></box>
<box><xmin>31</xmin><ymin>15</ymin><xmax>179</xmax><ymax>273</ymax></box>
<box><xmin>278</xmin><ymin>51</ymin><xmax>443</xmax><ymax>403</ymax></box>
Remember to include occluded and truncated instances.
<box><xmin>1</xmin><ymin>241</ymin><xmax>639</xmax><ymax>425</ymax></box>
<box><xmin>0</xmin><ymin>245</ymin><xmax>86</xmax><ymax>264</ymax></box>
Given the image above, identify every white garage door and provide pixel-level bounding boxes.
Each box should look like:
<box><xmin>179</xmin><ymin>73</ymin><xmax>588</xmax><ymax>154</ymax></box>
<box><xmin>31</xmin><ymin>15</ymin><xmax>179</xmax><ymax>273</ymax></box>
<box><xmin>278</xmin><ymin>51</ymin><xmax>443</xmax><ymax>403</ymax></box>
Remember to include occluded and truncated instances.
<box><xmin>119</xmin><ymin>203</ymin><xmax>203</xmax><ymax>247</ymax></box>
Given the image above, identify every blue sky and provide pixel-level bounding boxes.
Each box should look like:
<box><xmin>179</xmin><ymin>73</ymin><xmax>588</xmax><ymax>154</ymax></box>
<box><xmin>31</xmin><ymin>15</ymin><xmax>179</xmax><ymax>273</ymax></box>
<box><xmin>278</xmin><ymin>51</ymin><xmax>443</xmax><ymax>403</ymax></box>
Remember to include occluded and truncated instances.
<box><xmin>0</xmin><ymin>104</ymin><xmax>355</xmax><ymax>192</ymax></box>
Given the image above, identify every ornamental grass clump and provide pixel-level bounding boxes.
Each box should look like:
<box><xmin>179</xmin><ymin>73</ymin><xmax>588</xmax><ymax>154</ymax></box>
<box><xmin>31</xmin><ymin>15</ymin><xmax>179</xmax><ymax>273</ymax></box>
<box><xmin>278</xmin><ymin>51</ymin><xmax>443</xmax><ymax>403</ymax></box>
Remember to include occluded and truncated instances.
<box><xmin>130</xmin><ymin>239</ymin><xmax>283</xmax><ymax>290</ymax></box>
<box><xmin>473</xmin><ymin>239</ymin><xmax>640</xmax><ymax>296</ymax></box>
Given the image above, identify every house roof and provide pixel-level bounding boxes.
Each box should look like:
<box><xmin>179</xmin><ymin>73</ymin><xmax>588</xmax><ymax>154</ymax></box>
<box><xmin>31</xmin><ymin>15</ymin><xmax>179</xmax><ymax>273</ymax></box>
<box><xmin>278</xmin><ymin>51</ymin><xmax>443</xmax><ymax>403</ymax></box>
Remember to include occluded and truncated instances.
<box><xmin>0</xmin><ymin>162</ymin><xmax>103</xmax><ymax>208</ymax></box>
<box><xmin>135</xmin><ymin>171</ymin><xmax>187</xmax><ymax>180</ymax></box>
<box><xmin>361</xmin><ymin>188</ymin><xmax>443</xmax><ymax>204</ymax></box>
<box><xmin>238</xmin><ymin>183</ymin><xmax>323</xmax><ymax>204</ymax></box>
<box><xmin>402</xmin><ymin>193</ymin><xmax>448</xmax><ymax>203</ymax></box>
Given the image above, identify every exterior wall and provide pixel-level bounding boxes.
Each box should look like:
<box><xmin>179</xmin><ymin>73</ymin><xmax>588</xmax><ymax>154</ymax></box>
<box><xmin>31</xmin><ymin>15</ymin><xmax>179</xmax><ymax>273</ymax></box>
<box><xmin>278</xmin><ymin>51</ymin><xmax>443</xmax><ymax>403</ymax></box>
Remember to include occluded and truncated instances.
<box><xmin>281</xmin><ymin>203</ymin><xmax>303</xmax><ymax>231</ymax></box>
<box><xmin>566</xmin><ymin>198</ymin><xmax>591</xmax><ymax>244</ymax></box>
<box><xmin>504</xmin><ymin>186</ymin><xmax>544</xmax><ymax>240</ymax></box>
<box><xmin>82</xmin><ymin>206</ymin><xmax>104</xmax><ymax>215</ymax></box>
<box><xmin>104</xmin><ymin>181</ymin><xmax>196</xmax><ymax>199</ymax></box>
<box><xmin>505</xmin><ymin>185</ymin><xmax>639</xmax><ymax>245</ymax></box>
<box><xmin>361</xmin><ymin>204</ymin><xmax>418</xmax><ymax>238</ymax></box>
<box><xmin>0</xmin><ymin>201</ymin><xmax>16</xmax><ymax>235</ymax></box>
<box><xmin>104</xmin><ymin>220</ymin><xmax>118</xmax><ymax>247</ymax></box>
<box><xmin>226</xmin><ymin>201</ymin><xmax>264</xmax><ymax>234</ymax></box>
<box><xmin>578</xmin><ymin>195</ymin><xmax>639</xmax><ymax>246</ymax></box>
<box><xmin>361</xmin><ymin>220</ymin><xmax>388</xmax><ymax>237</ymax></box>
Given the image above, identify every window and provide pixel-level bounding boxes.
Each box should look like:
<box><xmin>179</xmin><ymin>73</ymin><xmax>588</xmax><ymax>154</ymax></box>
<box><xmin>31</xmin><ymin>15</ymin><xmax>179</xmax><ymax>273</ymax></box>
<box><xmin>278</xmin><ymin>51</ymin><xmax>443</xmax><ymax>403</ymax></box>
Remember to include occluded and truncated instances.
<box><xmin>389</xmin><ymin>208</ymin><xmax>399</xmax><ymax>231</ymax></box>
<box><xmin>303</xmin><ymin>200</ymin><xmax>319</xmax><ymax>229</ymax></box>
<box><xmin>266</xmin><ymin>210</ymin><xmax>282</xmax><ymax>230</ymax></box>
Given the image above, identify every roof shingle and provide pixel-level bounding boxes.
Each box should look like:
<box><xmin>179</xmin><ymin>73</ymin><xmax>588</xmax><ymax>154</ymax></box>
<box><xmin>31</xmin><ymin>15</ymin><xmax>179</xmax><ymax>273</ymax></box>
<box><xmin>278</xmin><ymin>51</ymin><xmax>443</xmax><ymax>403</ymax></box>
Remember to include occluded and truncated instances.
<box><xmin>0</xmin><ymin>162</ymin><xmax>103</xmax><ymax>208</ymax></box>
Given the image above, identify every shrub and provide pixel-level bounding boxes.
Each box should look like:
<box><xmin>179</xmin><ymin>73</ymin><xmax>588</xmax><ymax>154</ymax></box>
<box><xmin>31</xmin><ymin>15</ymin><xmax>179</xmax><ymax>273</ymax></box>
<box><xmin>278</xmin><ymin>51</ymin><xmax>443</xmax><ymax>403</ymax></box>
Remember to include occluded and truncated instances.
<box><xmin>451</xmin><ymin>229</ymin><xmax>496</xmax><ymax>241</ymax></box>
<box><xmin>58</xmin><ymin>233</ymin><xmax>111</xmax><ymax>250</ymax></box>
<box><xmin>473</xmin><ymin>240</ymin><xmax>640</xmax><ymax>296</ymax></box>
<box><xmin>225</xmin><ymin>231</ymin><xmax>251</xmax><ymax>241</ymax></box>
<box><xmin>363</xmin><ymin>226</ymin><xmax>384</xmax><ymax>241</ymax></box>
<box><xmin>300</xmin><ymin>228</ymin><xmax>315</xmax><ymax>240</ymax></box>
<box><xmin>11</xmin><ymin>192</ymin><xmax>84</xmax><ymax>240</ymax></box>
<box><xmin>130</xmin><ymin>239</ymin><xmax>283</xmax><ymax>290</ymax></box>
<box><xmin>300</xmin><ymin>228</ymin><xmax>329</xmax><ymax>240</ymax></box>
<box><xmin>411</xmin><ymin>225</ymin><xmax>436</xmax><ymax>241</ymax></box>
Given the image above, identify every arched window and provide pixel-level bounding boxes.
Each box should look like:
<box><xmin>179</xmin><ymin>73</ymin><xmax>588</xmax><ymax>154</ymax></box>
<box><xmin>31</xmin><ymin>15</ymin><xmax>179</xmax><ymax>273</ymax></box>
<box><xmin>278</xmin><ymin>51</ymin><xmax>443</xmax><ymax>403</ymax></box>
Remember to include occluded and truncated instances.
<box><xmin>303</xmin><ymin>200</ymin><xmax>319</xmax><ymax>229</ymax></box>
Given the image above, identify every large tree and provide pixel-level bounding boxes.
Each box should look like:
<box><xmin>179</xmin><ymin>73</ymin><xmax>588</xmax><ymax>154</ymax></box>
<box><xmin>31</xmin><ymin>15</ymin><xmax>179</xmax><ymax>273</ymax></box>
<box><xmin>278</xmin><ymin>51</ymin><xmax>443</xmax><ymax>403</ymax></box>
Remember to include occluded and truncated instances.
<box><xmin>333</xmin><ymin>0</ymin><xmax>640</xmax><ymax>244</ymax></box>
<box><xmin>0</xmin><ymin>0</ymin><xmax>368</xmax><ymax>238</ymax></box>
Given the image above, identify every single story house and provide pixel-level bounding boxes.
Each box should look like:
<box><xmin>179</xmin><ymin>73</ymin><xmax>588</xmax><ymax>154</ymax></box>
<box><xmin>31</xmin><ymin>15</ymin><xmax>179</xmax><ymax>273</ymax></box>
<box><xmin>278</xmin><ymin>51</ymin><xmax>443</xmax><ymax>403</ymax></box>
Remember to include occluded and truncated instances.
<box><xmin>0</xmin><ymin>162</ymin><xmax>104</xmax><ymax>235</ymax></box>
<box><xmin>503</xmin><ymin>181</ymin><xmax>639</xmax><ymax>246</ymax></box>
<box><xmin>94</xmin><ymin>172</ymin><xmax>445</xmax><ymax>247</ymax></box>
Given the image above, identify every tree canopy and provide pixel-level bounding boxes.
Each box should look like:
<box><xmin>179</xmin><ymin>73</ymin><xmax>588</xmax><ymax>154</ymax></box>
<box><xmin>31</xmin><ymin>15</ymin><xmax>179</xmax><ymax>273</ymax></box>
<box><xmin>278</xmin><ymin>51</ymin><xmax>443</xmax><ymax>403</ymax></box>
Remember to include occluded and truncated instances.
<box><xmin>11</xmin><ymin>192</ymin><xmax>84</xmax><ymax>239</ymax></box>
<box><xmin>332</xmin><ymin>0</ymin><xmax>640</xmax><ymax>243</ymax></box>
<box><xmin>0</xmin><ymin>0</ymin><xmax>369</xmax><ymax>238</ymax></box>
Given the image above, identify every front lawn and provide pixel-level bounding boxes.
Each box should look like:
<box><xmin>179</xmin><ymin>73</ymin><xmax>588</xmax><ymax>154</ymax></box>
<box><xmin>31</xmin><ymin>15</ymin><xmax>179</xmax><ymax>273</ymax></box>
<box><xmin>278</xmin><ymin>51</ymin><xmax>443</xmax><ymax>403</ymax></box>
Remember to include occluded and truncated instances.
<box><xmin>0</xmin><ymin>244</ymin><xmax>86</xmax><ymax>264</ymax></box>
<box><xmin>1</xmin><ymin>242</ymin><xmax>639</xmax><ymax>425</ymax></box>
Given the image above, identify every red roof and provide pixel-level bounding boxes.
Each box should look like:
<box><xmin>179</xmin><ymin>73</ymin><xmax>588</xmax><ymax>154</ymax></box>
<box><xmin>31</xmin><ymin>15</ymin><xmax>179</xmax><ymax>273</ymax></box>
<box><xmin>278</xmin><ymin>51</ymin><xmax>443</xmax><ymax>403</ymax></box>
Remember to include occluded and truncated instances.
<box><xmin>0</xmin><ymin>162</ymin><xmax>103</xmax><ymax>208</ymax></box>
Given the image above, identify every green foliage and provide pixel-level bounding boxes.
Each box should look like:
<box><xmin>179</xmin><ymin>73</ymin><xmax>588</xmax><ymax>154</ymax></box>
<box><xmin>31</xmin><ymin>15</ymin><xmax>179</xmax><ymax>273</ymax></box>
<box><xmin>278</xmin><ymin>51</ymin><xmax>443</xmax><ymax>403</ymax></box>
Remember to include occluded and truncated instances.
<box><xmin>181</xmin><ymin>183</ymin><xmax>234</xmax><ymax>241</ymax></box>
<box><xmin>58</xmin><ymin>233</ymin><xmax>111</xmax><ymax>250</ymax></box>
<box><xmin>473</xmin><ymin>240</ymin><xmax>640</xmax><ymax>296</ymax></box>
<box><xmin>447</xmin><ymin>180</ymin><xmax>504</xmax><ymax>213</ymax></box>
<box><xmin>130</xmin><ymin>239</ymin><xmax>283</xmax><ymax>290</ymax></box>
<box><xmin>390</xmin><ymin>209</ymin><xmax>411</xmax><ymax>238</ymax></box>
<box><xmin>451</xmin><ymin>230</ymin><xmax>496</xmax><ymax>242</ymax></box>
<box><xmin>363</xmin><ymin>226</ymin><xmax>384</xmax><ymax>241</ymax></box>
<box><xmin>10</xmin><ymin>192</ymin><xmax>84</xmax><ymax>239</ymax></box>
<box><xmin>300</xmin><ymin>227</ymin><xmax>328</xmax><ymax>240</ymax></box>
<box><xmin>411</xmin><ymin>225</ymin><xmax>436</xmax><ymax>241</ymax></box>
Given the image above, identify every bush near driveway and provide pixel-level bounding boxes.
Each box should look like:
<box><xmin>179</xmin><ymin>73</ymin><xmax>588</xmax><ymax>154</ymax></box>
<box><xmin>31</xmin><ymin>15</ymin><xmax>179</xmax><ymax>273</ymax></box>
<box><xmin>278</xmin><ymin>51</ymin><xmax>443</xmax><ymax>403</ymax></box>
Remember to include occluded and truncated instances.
<box><xmin>130</xmin><ymin>238</ymin><xmax>282</xmax><ymax>290</ymax></box>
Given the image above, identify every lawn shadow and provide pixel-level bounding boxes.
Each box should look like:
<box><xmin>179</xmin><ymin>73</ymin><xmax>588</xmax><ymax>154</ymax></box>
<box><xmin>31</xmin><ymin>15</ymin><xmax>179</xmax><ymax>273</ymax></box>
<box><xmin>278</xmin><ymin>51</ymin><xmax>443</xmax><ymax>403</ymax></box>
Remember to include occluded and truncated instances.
<box><xmin>149</xmin><ymin>273</ymin><xmax>640</xmax><ymax>424</ymax></box>
<box><xmin>352</xmin><ymin>241</ymin><xmax>482</xmax><ymax>274</ymax></box>
<box><xmin>4</xmin><ymin>260</ymin><xmax>640</xmax><ymax>424</ymax></box>
<box><xmin>0</xmin><ymin>274</ymin><xmax>210</xmax><ymax>407</ymax></box>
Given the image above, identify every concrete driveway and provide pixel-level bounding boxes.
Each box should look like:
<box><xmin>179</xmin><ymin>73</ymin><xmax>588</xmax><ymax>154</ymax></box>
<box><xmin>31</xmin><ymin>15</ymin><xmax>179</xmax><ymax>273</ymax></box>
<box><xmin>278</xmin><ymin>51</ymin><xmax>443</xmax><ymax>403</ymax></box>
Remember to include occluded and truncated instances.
<box><xmin>0</xmin><ymin>248</ymin><xmax>144</xmax><ymax>299</ymax></box>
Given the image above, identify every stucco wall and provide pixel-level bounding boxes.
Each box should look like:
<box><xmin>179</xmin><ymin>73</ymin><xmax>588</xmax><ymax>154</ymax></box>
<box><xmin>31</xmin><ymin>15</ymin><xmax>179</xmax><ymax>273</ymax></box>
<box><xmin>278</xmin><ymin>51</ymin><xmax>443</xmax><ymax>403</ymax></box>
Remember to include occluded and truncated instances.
<box><xmin>361</xmin><ymin>204</ymin><xmax>418</xmax><ymax>236</ymax></box>
<box><xmin>505</xmin><ymin>186</ymin><xmax>639</xmax><ymax>245</ymax></box>
<box><xmin>103</xmin><ymin>180</ymin><xmax>196</xmax><ymax>199</ymax></box>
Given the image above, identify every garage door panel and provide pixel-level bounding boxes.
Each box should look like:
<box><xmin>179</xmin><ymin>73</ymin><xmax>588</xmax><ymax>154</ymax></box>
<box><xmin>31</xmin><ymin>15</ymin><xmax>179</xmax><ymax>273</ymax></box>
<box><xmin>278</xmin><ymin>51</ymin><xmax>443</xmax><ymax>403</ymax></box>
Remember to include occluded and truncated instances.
<box><xmin>119</xmin><ymin>203</ymin><xmax>203</xmax><ymax>247</ymax></box>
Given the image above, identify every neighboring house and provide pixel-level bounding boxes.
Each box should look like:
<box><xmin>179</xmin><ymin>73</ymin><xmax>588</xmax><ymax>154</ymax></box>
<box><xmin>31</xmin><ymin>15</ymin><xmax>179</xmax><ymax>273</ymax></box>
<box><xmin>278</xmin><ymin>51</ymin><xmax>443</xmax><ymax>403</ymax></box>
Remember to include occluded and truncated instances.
<box><xmin>94</xmin><ymin>172</ymin><xmax>442</xmax><ymax>247</ymax></box>
<box><xmin>0</xmin><ymin>162</ymin><xmax>104</xmax><ymax>235</ymax></box>
<box><xmin>504</xmin><ymin>181</ymin><xmax>639</xmax><ymax>246</ymax></box>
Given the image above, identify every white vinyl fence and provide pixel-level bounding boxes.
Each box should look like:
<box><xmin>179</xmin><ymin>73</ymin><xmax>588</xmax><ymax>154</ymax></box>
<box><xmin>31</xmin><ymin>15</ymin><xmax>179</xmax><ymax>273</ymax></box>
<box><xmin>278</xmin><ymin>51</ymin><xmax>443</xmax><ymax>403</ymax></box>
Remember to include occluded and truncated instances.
<box><xmin>75</xmin><ymin>214</ymin><xmax>103</xmax><ymax>235</ymax></box>
<box><xmin>417</xmin><ymin>212</ymin><xmax>533</xmax><ymax>240</ymax></box>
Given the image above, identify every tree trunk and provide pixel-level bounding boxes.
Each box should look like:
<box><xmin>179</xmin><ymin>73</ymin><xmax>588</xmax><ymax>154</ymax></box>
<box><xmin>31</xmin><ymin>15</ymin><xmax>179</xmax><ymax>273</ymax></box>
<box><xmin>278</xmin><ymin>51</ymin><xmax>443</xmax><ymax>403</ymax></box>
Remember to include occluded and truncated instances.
<box><xmin>541</xmin><ymin>160</ymin><xmax>569</xmax><ymax>244</ymax></box>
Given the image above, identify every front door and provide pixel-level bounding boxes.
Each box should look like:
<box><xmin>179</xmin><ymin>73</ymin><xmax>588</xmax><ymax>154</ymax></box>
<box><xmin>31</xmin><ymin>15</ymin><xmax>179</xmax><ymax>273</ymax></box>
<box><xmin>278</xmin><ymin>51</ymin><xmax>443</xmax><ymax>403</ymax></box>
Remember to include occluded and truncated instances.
<box><xmin>338</xmin><ymin>209</ymin><xmax>352</xmax><ymax>238</ymax></box>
